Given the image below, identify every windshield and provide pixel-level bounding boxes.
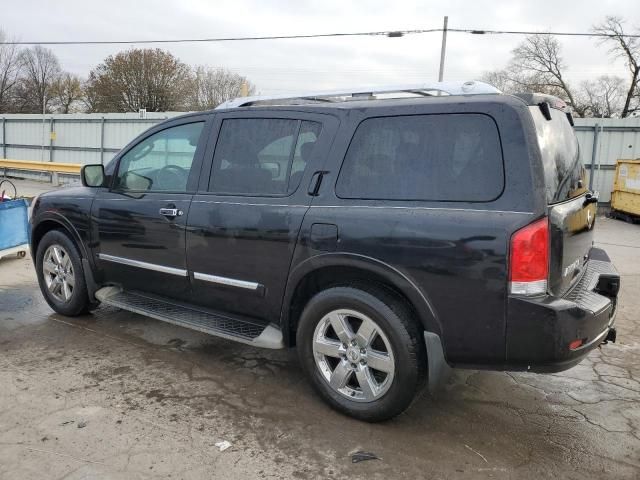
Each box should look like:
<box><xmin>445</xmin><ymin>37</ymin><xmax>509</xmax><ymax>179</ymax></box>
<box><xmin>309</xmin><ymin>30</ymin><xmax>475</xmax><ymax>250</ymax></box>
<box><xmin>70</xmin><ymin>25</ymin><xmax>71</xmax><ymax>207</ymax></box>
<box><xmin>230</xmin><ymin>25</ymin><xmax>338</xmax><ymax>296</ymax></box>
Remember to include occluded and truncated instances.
<box><xmin>529</xmin><ymin>106</ymin><xmax>587</xmax><ymax>204</ymax></box>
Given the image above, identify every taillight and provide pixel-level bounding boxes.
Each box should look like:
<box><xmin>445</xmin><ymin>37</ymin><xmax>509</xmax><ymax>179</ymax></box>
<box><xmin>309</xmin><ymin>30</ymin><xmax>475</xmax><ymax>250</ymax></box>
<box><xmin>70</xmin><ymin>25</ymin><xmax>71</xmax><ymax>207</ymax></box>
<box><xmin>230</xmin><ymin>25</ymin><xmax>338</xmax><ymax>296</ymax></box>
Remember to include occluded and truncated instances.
<box><xmin>509</xmin><ymin>217</ymin><xmax>549</xmax><ymax>296</ymax></box>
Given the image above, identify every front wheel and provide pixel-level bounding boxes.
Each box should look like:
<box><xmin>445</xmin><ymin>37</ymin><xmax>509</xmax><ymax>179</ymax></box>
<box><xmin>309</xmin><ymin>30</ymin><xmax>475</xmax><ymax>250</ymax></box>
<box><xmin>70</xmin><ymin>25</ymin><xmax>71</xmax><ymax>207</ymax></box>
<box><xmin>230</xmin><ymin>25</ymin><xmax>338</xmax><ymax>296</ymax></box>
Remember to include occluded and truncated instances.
<box><xmin>296</xmin><ymin>286</ymin><xmax>427</xmax><ymax>422</ymax></box>
<box><xmin>36</xmin><ymin>230</ymin><xmax>90</xmax><ymax>316</ymax></box>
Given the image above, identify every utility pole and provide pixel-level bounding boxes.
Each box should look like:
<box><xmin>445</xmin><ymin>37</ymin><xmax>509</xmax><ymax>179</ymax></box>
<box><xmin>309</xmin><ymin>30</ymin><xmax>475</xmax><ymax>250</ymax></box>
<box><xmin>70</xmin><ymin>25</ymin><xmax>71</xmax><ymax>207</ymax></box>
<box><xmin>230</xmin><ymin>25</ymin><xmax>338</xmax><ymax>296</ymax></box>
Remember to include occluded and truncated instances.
<box><xmin>438</xmin><ymin>16</ymin><xmax>448</xmax><ymax>82</ymax></box>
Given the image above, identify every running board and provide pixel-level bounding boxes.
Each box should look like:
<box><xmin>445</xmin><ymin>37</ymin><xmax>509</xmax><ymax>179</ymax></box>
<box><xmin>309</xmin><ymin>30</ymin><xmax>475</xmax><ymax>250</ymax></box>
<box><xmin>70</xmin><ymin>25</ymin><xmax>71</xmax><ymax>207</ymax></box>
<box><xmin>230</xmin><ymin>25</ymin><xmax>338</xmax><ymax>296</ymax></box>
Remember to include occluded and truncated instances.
<box><xmin>95</xmin><ymin>287</ymin><xmax>284</xmax><ymax>349</ymax></box>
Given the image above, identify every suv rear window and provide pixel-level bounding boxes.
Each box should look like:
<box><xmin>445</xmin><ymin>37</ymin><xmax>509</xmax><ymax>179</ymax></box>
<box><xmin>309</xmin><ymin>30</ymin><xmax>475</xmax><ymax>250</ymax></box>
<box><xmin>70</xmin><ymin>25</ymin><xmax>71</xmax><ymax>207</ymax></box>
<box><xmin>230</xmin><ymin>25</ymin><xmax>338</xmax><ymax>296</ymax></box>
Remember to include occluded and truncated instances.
<box><xmin>335</xmin><ymin>114</ymin><xmax>503</xmax><ymax>202</ymax></box>
<box><xmin>529</xmin><ymin>106</ymin><xmax>586</xmax><ymax>204</ymax></box>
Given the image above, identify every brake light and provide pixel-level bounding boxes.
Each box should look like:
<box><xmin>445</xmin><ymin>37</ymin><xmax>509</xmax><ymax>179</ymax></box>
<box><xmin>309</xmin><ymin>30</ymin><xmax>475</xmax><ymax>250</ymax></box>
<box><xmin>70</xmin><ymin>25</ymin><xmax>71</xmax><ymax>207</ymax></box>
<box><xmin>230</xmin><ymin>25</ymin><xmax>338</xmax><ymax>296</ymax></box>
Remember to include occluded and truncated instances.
<box><xmin>509</xmin><ymin>218</ymin><xmax>549</xmax><ymax>296</ymax></box>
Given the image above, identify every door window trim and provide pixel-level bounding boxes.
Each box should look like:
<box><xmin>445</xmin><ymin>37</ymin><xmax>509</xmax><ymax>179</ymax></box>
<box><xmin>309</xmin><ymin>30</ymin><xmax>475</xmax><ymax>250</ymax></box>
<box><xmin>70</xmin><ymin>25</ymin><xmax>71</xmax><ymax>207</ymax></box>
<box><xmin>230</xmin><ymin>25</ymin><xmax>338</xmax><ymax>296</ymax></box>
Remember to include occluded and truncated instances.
<box><xmin>196</xmin><ymin>110</ymin><xmax>337</xmax><ymax>198</ymax></box>
<box><xmin>333</xmin><ymin>112</ymin><xmax>506</xmax><ymax>203</ymax></box>
<box><xmin>109</xmin><ymin>115</ymin><xmax>212</xmax><ymax>195</ymax></box>
<box><xmin>206</xmin><ymin>117</ymin><xmax>321</xmax><ymax>198</ymax></box>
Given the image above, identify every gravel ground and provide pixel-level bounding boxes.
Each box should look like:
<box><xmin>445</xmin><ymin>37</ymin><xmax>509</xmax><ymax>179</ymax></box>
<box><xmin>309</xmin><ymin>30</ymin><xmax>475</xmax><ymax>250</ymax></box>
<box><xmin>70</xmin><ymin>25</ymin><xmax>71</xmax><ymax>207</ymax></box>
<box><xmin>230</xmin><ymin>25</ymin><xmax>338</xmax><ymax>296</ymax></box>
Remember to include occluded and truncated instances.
<box><xmin>0</xmin><ymin>216</ymin><xmax>638</xmax><ymax>479</ymax></box>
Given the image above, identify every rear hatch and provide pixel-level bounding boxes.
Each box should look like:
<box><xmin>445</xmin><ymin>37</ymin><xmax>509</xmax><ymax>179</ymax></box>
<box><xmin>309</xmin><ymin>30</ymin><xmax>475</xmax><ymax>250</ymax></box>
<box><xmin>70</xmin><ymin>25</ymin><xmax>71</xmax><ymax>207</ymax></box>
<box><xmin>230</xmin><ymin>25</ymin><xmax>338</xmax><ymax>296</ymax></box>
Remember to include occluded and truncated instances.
<box><xmin>528</xmin><ymin>103</ymin><xmax>596</xmax><ymax>296</ymax></box>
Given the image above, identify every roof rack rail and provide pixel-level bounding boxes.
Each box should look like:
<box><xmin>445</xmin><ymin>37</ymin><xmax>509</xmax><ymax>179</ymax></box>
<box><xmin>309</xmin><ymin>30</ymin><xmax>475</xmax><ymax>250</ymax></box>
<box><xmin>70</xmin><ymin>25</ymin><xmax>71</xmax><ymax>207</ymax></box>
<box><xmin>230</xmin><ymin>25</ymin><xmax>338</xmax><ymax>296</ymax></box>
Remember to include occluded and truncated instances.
<box><xmin>216</xmin><ymin>81</ymin><xmax>501</xmax><ymax>109</ymax></box>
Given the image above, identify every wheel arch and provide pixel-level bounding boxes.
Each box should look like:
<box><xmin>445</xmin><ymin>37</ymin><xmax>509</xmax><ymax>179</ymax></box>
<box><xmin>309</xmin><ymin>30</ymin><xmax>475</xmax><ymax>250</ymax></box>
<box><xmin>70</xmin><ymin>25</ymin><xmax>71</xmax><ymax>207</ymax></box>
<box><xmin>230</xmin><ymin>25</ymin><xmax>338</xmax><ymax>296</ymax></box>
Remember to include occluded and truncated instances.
<box><xmin>31</xmin><ymin>213</ymin><xmax>89</xmax><ymax>263</ymax></box>
<box><xmin>281</xmin><ymin>253</ymin><xmax>442</xmax><ymax>347</ymax></box>
<box><xmin>31</xmin><ymin>213</ymin><xmax>100</xmax><ymax>304</ymax></box>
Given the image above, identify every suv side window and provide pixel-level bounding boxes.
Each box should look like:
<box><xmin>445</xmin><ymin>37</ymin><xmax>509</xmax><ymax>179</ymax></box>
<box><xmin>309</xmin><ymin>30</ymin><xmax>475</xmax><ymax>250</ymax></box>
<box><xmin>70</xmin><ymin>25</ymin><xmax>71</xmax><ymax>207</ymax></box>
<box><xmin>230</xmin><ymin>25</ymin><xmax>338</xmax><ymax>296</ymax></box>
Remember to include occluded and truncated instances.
<box><xmin>115</xmin><ymin>122</ymin><xmax>205</xmax><ymax>192</ymax></box>
<box><xmin>336</xmin><ymin>114</ymin><xmax>503</xmax><ymax>202</ymax></box>
<box><xmin>209</xmin><ymin>118</ymin><xmax>321</xmax><ymax>196</ymax></box>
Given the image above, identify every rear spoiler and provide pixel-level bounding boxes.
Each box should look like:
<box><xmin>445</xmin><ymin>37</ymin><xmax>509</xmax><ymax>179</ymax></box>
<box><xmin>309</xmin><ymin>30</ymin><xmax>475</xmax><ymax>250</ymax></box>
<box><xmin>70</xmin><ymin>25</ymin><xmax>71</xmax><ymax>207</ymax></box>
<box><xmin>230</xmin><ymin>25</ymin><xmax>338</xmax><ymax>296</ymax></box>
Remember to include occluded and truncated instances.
<box><xmin>513</xmin><ymin>93</ymin><xmax>575</xmax><ymax>126</ymax></box>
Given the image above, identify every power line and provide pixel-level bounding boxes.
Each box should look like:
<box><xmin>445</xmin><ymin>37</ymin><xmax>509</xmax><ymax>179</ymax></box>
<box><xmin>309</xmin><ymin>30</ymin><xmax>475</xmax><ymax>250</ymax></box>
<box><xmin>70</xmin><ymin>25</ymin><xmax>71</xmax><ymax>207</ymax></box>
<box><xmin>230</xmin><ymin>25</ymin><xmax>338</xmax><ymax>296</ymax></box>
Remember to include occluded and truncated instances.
<box><xmin>453</xmin><ymin>28</ymin><xmax>640</xmax><ymax>38</ymax></box>
<box><xmin>2</xmin><ymin>29</ymin><xmax>439</xmax><ymax>45</ymax></box>
<box><xmin>3</xmin><ymin>27</ymin><xmax>640</xmax><ymax>46</ymax></box>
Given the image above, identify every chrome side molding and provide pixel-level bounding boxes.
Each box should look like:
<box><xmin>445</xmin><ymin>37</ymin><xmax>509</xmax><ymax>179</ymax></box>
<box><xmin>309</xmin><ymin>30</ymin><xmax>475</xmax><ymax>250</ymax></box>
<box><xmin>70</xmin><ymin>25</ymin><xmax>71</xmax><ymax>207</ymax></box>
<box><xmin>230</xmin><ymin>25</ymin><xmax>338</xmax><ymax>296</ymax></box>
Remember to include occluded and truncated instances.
<box><xmin>97</xmin><ymin>254</ymin><xmax>261</xmax><ymax>291</ymax></box>
<box><xmin>193</xmin><ymin>272</ymin><xmax>261</xmax><ymax>291</ymax></box>
<box><xmin>98</xmin><ymin>253</ymin><xmax>188</xmax><ymax>277</ymax></box>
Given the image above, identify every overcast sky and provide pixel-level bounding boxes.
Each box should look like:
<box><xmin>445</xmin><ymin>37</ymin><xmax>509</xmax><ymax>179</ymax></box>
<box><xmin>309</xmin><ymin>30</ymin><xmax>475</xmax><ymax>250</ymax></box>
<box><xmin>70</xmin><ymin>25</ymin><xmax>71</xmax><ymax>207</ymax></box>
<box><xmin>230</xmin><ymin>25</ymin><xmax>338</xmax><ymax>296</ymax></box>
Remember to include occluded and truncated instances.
<box><xmin>2</xmin><ymin>0</ymin><xmax>638</xmax><ymax>94</ymax></box>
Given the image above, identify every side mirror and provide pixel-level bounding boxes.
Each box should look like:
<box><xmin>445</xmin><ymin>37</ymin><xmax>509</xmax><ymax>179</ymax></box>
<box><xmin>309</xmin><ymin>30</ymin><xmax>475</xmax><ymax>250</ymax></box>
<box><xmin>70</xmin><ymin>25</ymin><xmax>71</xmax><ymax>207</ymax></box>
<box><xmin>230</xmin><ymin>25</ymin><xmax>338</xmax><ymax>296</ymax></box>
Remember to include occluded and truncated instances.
<box><xmin>81</xmin><ymin>164</ymin><xmax>105</xmax><ymax>187</ymax></box>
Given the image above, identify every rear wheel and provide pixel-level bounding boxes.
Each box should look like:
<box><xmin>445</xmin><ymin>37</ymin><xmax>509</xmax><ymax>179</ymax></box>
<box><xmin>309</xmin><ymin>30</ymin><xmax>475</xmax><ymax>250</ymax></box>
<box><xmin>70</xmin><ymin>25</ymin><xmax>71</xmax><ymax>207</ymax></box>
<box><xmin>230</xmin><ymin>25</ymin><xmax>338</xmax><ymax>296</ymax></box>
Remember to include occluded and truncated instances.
<box><xmin>297</xmin><ymin>286</ymin><xmax>426</xmax><ymax>422</ymax></box>
<box><xmin>36</xmin><ymin>230</ymin><xmax>90</xmax><ymax>316</ymax></box>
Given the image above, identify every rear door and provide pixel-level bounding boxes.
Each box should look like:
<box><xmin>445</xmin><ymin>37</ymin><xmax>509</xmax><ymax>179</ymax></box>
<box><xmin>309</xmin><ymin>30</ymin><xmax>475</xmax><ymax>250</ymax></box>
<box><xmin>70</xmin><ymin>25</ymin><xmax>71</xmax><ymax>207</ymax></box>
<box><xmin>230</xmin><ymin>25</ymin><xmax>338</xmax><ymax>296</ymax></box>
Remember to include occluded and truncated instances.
<box><xmin>92</xmin><ymin>116</ymin><xmax>210</xmax><ymax>301</ymax></box>
<box><xmin>185</xmin><ymin>110</ymin><xmax>338</xmax><ymax>324</ymax></box>
<box><xmin>529</xmin><ymin>106</ymin><xmax>596</xmax><ymax>295</ymax></box>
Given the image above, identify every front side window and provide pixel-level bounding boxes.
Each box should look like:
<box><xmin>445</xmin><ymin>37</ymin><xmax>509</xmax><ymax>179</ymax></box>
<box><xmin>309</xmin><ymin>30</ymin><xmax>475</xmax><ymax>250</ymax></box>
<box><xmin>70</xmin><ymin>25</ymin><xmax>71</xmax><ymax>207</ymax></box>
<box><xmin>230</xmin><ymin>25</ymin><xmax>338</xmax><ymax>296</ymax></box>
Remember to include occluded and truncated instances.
<box><xmin>336</xmin><ymin>114</ymin><xmax>504</xmax><ymax>202</ymax></box>
<box><xmin>115</xmin><ymin>122</ymin><xmax>204</xmax><ymax>192</ymax></box>
<box><xmin>209</xmin><ymin>118</ymin><xmax>321</xmax><ymax>196</ymax></box>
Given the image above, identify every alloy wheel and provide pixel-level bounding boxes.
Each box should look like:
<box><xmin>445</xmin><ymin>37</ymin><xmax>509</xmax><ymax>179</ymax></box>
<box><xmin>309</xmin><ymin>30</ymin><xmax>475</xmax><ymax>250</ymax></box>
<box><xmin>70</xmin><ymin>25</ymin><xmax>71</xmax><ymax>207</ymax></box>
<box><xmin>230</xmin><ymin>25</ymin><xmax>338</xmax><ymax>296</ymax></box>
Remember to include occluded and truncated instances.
<box><xmin>312</xmin><ymin>308</ymin><xmax>395</xmax><ymax>402</ymax></box>
<box><xmin>42</xmin><ymin>244</ymin><xmax>75</xmax><ymax>303</ymax></box>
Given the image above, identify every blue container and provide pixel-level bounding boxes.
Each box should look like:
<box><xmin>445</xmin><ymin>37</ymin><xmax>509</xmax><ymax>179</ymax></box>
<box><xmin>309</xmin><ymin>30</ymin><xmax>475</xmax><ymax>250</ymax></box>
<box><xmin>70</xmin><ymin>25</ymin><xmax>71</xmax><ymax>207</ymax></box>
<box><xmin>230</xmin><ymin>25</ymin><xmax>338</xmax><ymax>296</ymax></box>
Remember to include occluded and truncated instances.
<box><xmin>0</xmin><ymin>199</ymin><xmax>29</xmax><ymax>251</ymax></box>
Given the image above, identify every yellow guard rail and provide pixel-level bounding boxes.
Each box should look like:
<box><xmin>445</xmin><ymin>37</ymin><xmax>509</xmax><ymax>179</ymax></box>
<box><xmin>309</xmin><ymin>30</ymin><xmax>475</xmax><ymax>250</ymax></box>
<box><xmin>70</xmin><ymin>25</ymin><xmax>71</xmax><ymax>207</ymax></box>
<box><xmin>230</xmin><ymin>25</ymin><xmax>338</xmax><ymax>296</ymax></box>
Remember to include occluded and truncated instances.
<box><xmin>0</xmin><ymin>159</ymin><xmax>82</xmax><ymax>175</ymax></box>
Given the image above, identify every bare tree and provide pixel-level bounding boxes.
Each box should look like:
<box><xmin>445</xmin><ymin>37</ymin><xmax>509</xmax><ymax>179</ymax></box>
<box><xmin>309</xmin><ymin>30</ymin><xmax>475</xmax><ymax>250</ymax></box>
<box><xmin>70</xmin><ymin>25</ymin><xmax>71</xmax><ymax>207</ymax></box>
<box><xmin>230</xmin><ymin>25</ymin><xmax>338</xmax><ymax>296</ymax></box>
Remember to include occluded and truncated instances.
<box><xmin>509</xmin><ymin>34</ymin><xmax>586</xmax><ymax>114</ymax></box>
<box><xmin>50</xmin><ymin>72</ymin><xmax>84</xmax><ymax>113</ymax></box>
<box><xmin>480</xmin><ymin>67</ymin><xmax>566</xmax><ymax>98</ymax></box>
<box><xmin>593</xmin><ymin>16</ymin><xmax>640</xmax><ymax>117</ymax></box>
<box><xmin>82</xmin><ymin>78</ymin><xmax>101</xmax><ymax>113</ymax></box>
<box><xmin>0</xmin><ymin>29</ymin><xmax>21</xmax><ymax>112</ymax></box>
<box><xmin>86</xmin><ymin>48</ymin><xmax>192</xmax><ymax>112</ymax></box>
<box><xmin>580</xmin><ymin>75</ymin><xmax>625</xmax><ymax>118</ymax></box>
<box><xmin>15</xmin><ymin>45</ymin><xmax>61</xmax><ymax>113</ymax></box>
<box><xmin>479</xmin><ymin>69</ymin><xmax>516</xmax><ymax>93</ymax></box>
<box><xmin>187</xmin><ymin>66</ymin><xmax>255</xmax><ymax>110</ymax></box>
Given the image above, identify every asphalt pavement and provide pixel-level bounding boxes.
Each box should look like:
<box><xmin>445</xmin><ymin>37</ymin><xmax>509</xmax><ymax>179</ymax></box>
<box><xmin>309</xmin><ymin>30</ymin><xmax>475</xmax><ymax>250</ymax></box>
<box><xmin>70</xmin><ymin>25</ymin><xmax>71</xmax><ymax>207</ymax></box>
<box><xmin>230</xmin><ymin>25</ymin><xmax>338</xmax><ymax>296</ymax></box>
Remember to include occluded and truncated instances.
<box><xmin>0</xmin><ymin>217</ymin><xmax>638</xmax><ymax>479</ymax></box>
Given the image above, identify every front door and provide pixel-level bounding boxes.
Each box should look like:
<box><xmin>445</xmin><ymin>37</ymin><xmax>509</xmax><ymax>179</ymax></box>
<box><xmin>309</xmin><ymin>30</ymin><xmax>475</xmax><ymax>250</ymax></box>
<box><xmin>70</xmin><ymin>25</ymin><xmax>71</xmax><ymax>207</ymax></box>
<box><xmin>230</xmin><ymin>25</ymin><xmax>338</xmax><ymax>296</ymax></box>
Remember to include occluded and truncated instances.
<box><xmin>92</xmin><ymin>116</ymin><xmax>210</xmax><ymax>300</ymax></box>
<box><xmin>186</xmin><ymin>111</ymin><xmax>338</xmax><ymax>324</ymax></box>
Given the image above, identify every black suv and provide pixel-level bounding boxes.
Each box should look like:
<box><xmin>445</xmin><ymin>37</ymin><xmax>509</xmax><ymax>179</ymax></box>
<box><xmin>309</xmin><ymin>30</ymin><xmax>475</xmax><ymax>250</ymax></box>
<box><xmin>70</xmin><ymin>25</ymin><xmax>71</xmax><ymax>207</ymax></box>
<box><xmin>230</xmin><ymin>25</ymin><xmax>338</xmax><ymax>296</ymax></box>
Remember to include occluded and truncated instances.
<box><xmin>30</xmin><ymin>82</ymin><xmax>620</xmax><ymax>422</ymax></box>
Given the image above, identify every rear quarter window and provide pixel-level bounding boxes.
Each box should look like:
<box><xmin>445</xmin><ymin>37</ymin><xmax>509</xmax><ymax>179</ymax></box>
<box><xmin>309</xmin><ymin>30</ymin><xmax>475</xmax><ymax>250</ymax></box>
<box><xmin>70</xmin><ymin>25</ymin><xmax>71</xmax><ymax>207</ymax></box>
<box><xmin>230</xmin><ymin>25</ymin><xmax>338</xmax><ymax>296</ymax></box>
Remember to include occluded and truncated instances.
<box><xmin>529</xmin><ymin>106</ymin><xmax>586</xmax><ymax>204</ymax></box>
<box><xmin>335</xmin><ymin>113</ymin><xmax>504</xmax><ymax>202</ymax></box>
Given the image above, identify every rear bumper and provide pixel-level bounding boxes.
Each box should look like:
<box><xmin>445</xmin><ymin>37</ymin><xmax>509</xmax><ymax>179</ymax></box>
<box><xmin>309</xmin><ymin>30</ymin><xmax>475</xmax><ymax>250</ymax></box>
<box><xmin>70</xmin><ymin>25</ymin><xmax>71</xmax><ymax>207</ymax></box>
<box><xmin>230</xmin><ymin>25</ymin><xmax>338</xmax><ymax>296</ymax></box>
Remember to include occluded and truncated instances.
<box><xmin>505</xmin><ymin>247</ymin><xmax>619</xmax><ymax>372</ymax></box>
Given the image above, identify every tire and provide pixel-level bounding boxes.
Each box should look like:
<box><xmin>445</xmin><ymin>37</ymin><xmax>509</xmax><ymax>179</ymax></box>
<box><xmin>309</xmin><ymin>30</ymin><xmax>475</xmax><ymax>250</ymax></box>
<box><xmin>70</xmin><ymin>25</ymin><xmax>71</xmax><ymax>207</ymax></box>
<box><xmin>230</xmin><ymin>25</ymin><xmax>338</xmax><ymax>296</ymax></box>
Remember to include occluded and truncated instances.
<box><xmin>36</xmin><ymin>230</ymin><xmax>90</xmax><ymax>316</ymax></box>
<box><xmin>296</xmin><ymin>285</ymin><xmax>427</xmax><ymax>422</ymax></box>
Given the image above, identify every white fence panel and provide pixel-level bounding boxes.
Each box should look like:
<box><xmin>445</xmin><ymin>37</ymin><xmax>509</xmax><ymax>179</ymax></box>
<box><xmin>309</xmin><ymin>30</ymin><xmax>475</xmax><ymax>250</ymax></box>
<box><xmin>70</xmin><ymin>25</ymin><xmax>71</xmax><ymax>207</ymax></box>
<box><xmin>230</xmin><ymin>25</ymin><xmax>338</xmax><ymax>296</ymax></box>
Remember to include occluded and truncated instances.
<box><xmin>2</xmin><ymin>112</ymin><xmax>640</xmax><ymax>201</ymax></box>
<box><xmin>574</xmin><ymin>117</ymin><xmax>640</xmax><ymax>203</ymax></box>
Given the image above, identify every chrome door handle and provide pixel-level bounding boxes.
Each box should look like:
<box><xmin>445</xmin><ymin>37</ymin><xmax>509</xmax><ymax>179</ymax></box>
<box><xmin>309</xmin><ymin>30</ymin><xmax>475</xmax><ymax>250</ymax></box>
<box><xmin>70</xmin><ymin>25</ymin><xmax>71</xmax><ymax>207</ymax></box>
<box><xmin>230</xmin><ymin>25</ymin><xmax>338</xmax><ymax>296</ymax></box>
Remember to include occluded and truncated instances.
<box><xmin>159</xmin><ymin>208</ymin><xmax>183</xmax><ymax>217</ymax></box>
